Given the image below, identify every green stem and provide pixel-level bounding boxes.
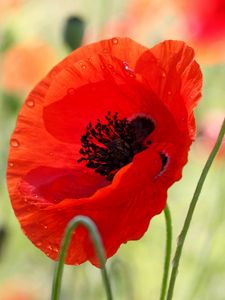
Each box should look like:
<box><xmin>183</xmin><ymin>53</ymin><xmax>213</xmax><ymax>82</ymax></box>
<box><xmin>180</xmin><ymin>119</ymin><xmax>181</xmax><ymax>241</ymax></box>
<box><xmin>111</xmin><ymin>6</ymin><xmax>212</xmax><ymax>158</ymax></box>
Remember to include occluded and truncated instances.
<box><xmin>159</xmin><ymin>205</ymin><xmax>172</xmax><ymax>300</ymax></box>
<box><xmin>51</xmin><ymin>215</ymin><xmax>113</xmax><ymax>300</ymax></box>
<box><xmin>166</xmin><ymin>118</ymin><xmax>225</xmax><ymax>300</ymax></box>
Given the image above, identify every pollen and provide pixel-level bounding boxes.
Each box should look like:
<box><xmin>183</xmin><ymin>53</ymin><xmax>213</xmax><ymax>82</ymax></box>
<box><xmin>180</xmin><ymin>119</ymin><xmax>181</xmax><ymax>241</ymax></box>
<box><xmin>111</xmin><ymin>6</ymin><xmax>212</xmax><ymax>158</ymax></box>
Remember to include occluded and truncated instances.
<box><xmin>77</xmin><ymin>112</ymin><xmax>155</xmax><ymax>181</ymax></box>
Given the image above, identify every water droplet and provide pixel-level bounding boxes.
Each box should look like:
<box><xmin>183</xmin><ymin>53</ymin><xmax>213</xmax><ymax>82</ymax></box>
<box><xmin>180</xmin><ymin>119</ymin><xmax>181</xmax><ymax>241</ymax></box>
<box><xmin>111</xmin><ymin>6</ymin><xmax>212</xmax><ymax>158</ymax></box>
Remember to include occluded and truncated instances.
<box><xmin>8</xmin><ymin>162</ymin><xmax>14</xmax><ymax>167</ymax></box>
<box><xmin>67</xmin><ymin>88</ymin><xmax>75</xmax><ymax>95</ymax></box>
<box><xmin>47</xmin><ymin>245</ymin><xmax>53</xmax><ymax>251</ymax></box>
<box><xmin>41</xmin><ymin>223</ymin><xmax>48</xmax><ymax>229</ymax></box>
<box><xmin>26</xmin><ymin>99</ymin><xmax>35</xmax><ymax>108</ymax></box>
<box><xmin>100</xmin><ymin>64</ymin><xmax>106</xmax><ymax>70</ymax></box>
<box><xmin>123</xmin><ymin>62</ymin><xmax>136</xmax><ymax>78</ymax></box>
<box><xmin>112</xmin><ymin>38</ymin><xmax>118</xmax><ymax>44</ymax></box>
<box><xmin>81</xmin><ymin>64</ymin><xmax>86</xmax><ymax>70</ymax></box>
<box><xmin>52</xmin><ymin>245</ymin><xmax>59</xmax><ymax>253</ymax></box>
<box><xmin>10</xmin><ymin>139</ymin><xmax>20</xmax><ymax>148</ymax></box>
<box><xmin>36</xmin><ymin>241</ymin><xmax>42</xmax><ymax>247</ymax></box>
<box><xmin>108</xmin><ymin>64</ymin><xmax>113</xmax><ymax>69</ymax></box>
<box><xmin>167</xmin><ymin>91</ymin><xmax>172</xmax><ymax>95</ymax></box>
<box><xmin>162</xmin><ymin>72</ymin><xmax>166</xmax><ymax>78</ymax></box>
<box><xmin>54</xmin><ymin>247</ymin><xmax>59</xmax><ymax>253</ymax></box>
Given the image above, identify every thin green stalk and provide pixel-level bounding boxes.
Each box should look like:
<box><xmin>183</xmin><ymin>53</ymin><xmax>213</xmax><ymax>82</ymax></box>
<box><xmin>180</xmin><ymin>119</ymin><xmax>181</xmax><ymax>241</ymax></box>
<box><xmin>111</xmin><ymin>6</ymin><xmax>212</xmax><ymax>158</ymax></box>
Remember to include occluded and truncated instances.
<box><xmin>159</xmin><ymin>205</ymin><xmax>172</xmax><ymax>300</ymax></box>
<box><xmin>166</xmin><ymin>118</ymin><xmax>225</xmax><ymax>300</ymax></box>
<box><xmin>51</xmin><ymin>215</ymin><xmax>113</xmax><ymax>300</ymax></box>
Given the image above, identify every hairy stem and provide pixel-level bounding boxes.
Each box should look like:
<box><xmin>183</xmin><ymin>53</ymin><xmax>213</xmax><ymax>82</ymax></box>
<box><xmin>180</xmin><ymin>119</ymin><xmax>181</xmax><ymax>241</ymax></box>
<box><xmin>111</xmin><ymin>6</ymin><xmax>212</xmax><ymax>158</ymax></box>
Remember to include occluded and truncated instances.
<box><xmin>51</xmin><ymin>215</ymin><xmax>113</xmax><ymax>300</ymax></box>
<box><xmin>160</xmin><ymin>205</ymin><xmax>172</xmax><ymax>300</ymax></box>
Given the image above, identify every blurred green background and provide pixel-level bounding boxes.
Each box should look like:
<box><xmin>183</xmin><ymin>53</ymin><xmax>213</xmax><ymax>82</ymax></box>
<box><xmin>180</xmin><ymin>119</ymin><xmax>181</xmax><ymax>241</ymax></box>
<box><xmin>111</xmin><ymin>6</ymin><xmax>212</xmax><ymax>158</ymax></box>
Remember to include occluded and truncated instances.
<box><xmin>0</xmin><ymin>0</ymin><xmax>225</xmax><ymax>299</ymax></box>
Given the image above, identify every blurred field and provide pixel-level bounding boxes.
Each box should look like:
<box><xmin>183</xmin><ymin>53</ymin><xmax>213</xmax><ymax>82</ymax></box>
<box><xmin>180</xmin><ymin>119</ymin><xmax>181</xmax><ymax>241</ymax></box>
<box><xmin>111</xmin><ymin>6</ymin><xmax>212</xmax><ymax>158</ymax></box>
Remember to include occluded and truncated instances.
<box><xmin>0</xmin><ymin>1</ymin><xmax>225</xmax><ymax>299</ymax></box>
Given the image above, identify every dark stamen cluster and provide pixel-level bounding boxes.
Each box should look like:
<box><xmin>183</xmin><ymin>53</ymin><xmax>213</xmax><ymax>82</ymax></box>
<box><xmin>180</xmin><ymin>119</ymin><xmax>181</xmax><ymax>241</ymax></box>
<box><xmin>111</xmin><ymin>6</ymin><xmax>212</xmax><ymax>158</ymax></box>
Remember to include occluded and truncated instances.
<box><xmin>78</xmin><ymin>112</ymin><xmax>155</xmax><ymax>181</ymax></box>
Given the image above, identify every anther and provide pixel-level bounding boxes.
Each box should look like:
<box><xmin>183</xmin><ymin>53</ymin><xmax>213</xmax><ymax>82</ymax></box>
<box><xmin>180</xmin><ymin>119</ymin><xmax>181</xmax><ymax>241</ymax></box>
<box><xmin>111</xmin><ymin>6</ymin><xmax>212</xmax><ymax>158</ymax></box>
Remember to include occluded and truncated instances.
<box><xmin>78</xmin><ymin>112</ymin><xmax>155</xmax><ymax>181</ymax></box>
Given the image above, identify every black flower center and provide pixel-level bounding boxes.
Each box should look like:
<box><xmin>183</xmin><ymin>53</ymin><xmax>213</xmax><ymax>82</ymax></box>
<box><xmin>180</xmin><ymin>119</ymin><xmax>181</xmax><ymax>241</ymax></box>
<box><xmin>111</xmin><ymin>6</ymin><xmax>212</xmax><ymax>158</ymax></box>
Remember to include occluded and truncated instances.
<box><xmin>77</xmin><ymin>112</ymin><xmax>155</xmax><ymax>181</ymax></box>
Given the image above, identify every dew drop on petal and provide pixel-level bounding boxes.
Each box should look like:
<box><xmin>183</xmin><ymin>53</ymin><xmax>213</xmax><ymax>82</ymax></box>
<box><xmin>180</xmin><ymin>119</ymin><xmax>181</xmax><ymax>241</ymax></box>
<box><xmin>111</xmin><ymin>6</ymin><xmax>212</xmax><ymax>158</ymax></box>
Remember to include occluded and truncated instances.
<box><xmin>81</xmin><ymin>64</ymin><xmax>86</xmax><ymax>70</ymax></box>
<box><xmin>36</xmin><ymin>241</ymin><xmax>42</xmax><ymax>247</ymax></box>
<box><xmin>10</xmin><ymin>139</ymin><xmax>20</xmax><ymax>148</ymax></box>
<box><xmin>26</xmin><ymin>99</ymin><xmax>35</xmax><ymax>108</ymax></box>
<box><xmin>41</xmin><ymin>223</ymin><xmax>48</xmax><ymax>229</ymax></box>
<box><xmin>67</xmin><ymin>88</ymin><xmax>75</xmax><ymax>95</ymax></box>
<box><xmin>8</xmin><ymin>162</ymin><xmax>14</xmax><ymax>167</ymax></box>
<box><xmin>112</xmin><ymin>38</ymin><xmax>118</xmax><ymax>44</ymax></box>
<box><xmin>47</xmin><ymin>245</ymin><xmax>53</xmax><ymax>251</ymax></box>
<box><xmin>53</xmin><ymin>246</ymin><xmax>59</xmax><ymax>253</ymax></box>
<box><xmin>108</xmin><ymin>64</ymin><xmax>113</xmax><ymax>69</ymax></box>
<box><xmin>162</xmin><ymin>72</ymin><xmax>166</xmax><ymax>78</ymax></box>
<box><xmin>168</xmin><ymin>91</ymin><xmax>172</xmax><ymax>96</ymax></box>
<box><xmin>123</xmin><ymin>62</ymin><xmax>136</xmax><ymax>78</ymax></box>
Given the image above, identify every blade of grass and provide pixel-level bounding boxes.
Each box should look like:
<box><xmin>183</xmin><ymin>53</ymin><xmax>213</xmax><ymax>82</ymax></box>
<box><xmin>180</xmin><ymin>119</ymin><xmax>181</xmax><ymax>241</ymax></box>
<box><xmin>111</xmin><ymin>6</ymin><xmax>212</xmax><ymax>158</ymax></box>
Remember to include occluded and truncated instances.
<box><xmin>166</xmin><ymin>118</ymin><xmax>225</xmax><ymax>300</ymax></box>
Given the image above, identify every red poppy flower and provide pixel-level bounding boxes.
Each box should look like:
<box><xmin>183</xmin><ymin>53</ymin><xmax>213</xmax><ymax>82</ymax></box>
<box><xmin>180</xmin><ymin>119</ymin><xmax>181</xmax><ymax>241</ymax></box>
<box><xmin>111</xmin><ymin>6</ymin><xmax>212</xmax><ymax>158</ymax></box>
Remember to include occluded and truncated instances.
<box><xmin>197</xmin><ymin>110</ymin><xmax>225</xmax><ymax>158</ymax></box>
<box><xmin>7</xmin><ymin>37</ymin><xmax>202</xmax><ymax>266</ymax></box>
<box><xmin>181</xmin><ymin>0</ymin><xmax>225</xmax><ymax>43</ymax></box>
<box><xmin>174</xmin><ymin>0</ymin><xmax>225</xmax><ymax>64</ymax></box>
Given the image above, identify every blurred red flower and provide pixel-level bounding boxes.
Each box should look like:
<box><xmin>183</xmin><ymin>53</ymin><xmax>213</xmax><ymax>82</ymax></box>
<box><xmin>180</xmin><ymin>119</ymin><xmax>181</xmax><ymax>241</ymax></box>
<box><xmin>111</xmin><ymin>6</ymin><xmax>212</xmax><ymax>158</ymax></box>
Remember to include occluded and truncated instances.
<box><xmin>1</xmin><ymin>41</ymin><xmax>57</xmax><ymax>93</ymax></box>
<box><xmin>7</xmin><ymin>37</ymin><xmax>202</xmax><ymax>266</ymax></box>
<box><xmin>182</xmin><ymin>0</ymin><xmax>225</xmax><ymax>42</ymax></box>
<box><xmin>197</xmin><ymin>110</ymin><xmax>225</xmax><ymax>158</ymax></box>
<box><xmin>177</xmin><ymin>0</ymin><xmax>225</xmax><ymax>63</ymax></box>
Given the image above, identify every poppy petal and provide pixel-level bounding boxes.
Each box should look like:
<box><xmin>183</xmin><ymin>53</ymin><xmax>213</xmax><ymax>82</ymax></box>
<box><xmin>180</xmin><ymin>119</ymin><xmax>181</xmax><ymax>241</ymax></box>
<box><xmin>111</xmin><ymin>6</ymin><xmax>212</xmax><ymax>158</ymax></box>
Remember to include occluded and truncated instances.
<box><xmin>136</xmin><ymin>40</ymin><xmax>202</xmax><ymax>139</ymax></box>
<box><xmin>15</xmin><ymin>147</ymin><xmax>163</xmax><ymax>266</ymax></box>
